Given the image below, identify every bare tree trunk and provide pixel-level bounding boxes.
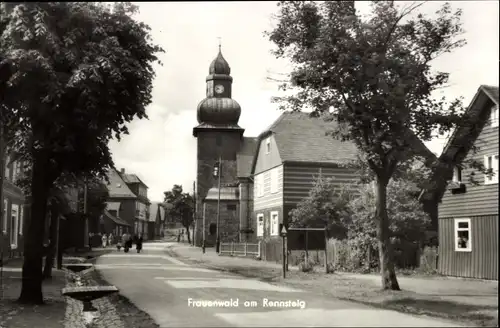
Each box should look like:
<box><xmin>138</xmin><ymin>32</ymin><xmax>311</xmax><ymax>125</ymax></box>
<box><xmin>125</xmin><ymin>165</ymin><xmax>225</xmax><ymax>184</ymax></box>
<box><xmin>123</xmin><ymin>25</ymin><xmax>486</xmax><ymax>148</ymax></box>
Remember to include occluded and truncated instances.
<box><xmin>18</xmin><ymin>153</ymin><xmax>54</xmax><ymax>304</ymax></box>
<box><xmin>375</xmin><ymin>174</ymin><xmax>400</xmax><ymax>291</ymax></box>
<box><xmin>43</xmin><ymin>200</ymin><xmax>58</xmax><ymax>280</ymax></box>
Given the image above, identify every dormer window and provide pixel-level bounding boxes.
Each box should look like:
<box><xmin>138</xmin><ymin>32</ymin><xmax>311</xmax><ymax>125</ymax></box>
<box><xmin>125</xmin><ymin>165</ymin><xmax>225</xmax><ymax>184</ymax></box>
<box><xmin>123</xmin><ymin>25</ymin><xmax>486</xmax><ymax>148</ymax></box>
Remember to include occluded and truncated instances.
<box><xmin>265</xmin><ymin>138</ymin><xmax>271</xmax><ymax>154</ymax></box>
<box><xmin>452</xmin><ymin>166</ymin><xmax>462</xmax><ymax>183</ymax></box>
<box><xmin>491</xmin><ymin>105</ymin><xmax>499</xmax><ymax>128</ymax></box>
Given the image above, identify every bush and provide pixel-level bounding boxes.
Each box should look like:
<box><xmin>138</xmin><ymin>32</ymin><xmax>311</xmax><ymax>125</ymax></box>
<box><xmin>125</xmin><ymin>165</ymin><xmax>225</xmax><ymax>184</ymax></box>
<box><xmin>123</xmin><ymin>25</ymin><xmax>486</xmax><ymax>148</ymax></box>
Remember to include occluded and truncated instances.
<box><xmin>298</xmin><ymin>260</ymin><xmax>314</xmax><ymax>273</ymax></box>
<box><xmin>331</xmin><ymin>237</ymin><xmax>378</xmax><ymax>273</ymax></box>
<box><xmin>326</xmin><ymin>262</ymin><xmax>335</xmax><ymax>274</ymax></box>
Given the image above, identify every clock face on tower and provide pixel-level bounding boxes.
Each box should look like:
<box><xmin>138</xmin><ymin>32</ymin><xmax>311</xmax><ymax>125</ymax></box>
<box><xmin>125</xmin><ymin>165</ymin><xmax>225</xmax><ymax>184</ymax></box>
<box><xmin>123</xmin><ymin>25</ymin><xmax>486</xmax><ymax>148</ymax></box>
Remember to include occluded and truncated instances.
<box><xmin>214</xmin><ymin>84</ymin><xmax>225</xmax><ymax>94</ymax></box>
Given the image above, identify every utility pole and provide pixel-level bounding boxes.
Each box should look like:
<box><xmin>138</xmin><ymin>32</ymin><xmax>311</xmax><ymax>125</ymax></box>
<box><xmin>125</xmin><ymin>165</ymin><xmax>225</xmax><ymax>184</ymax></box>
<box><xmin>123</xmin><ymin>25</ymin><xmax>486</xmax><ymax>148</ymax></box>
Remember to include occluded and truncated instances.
<box><xmin>192</xmin><ymin>180</ymin><xmax>196</xmax><ymax>247</ymax></box>
<box><xmin>0</xmin><ymin>126</ymin><xmax>4</xmax><ymax>299</ymax></box>
<box><xmin>83</xmin><ymin>180</ymin><xmax>89</xmax><ymax>249</ymax></box>
<box><xmin>215</xmin><ymin>156</ymin><xmax>221</xmax><ymax>253</ymax></box>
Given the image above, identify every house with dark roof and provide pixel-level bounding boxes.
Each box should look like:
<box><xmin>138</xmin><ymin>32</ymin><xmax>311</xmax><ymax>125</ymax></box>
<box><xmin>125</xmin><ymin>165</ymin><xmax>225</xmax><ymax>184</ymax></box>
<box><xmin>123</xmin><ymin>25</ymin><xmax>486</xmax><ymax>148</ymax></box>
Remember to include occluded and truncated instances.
<box><xmin>1</xmin><ymin>153</ymin><xmax>28</xmax><ymax>261</ymax></box>
<box><xmin>118</xmin><ymin>168</ymin><xmax>152</xmax><ymax>239</ymax></box>
<box><xmin>251</xmin><ymin>112</ymin><xmax>359</xmax><ymax>246</ymax></box>
<box><xmin>149</xmin><ymin>202</ymin><xmax>166</xmax><ymax>239</ymax></box>
<box><xmin>437</xmin><ymin>85</ymin><xmax>499</xmax><ymax>280</ymax></box>
<box><xmin>192</xmin><ymin>47</ymin><xmax>360</xmax><ymax>250</ymax></box>
<box><xmin>102</xmin><ymin>167</ymin><xmax>134</xmax><ymax>236</ymax></box>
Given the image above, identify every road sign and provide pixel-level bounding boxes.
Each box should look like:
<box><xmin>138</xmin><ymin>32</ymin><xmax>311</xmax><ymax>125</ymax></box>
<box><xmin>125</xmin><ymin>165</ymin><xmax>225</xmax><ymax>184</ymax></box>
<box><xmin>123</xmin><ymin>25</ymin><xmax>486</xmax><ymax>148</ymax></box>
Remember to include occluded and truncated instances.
<box><xmin>280</xmin><ymin>225</ymin><xmax>287</xmax><ymax>236</ymax></box>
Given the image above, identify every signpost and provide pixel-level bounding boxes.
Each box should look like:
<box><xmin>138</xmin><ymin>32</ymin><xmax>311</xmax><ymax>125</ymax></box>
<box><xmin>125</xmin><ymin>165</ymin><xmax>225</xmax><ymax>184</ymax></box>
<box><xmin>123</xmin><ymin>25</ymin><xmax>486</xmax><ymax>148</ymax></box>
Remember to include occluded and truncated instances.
<box><xmin>280</xmin><ymin>225</ymin><xmax>287</xmax><ymax>279</ymax></box>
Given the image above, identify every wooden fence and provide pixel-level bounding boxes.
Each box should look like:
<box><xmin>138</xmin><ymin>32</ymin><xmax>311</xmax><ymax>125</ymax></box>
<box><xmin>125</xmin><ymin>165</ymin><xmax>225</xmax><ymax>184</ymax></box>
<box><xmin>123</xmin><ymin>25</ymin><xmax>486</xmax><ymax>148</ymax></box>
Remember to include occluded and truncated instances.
<box><xmin>219</xmin><ymin>242</ymin><xmax>260</xmax><ymax>257</ymax></box>
<box><xmin>259</xmin><ymin>238</ymin><xmax>439</xmax><ymax>272</ymax></box>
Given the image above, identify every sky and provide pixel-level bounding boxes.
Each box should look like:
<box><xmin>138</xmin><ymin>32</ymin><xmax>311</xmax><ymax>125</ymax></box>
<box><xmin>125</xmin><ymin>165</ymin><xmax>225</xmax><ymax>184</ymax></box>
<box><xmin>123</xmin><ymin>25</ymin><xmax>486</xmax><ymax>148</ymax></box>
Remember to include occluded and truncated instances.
<box><xmin>108</xmin><ymin>1</ymin><xmax>499</xmax><ymax>203</ymax></box>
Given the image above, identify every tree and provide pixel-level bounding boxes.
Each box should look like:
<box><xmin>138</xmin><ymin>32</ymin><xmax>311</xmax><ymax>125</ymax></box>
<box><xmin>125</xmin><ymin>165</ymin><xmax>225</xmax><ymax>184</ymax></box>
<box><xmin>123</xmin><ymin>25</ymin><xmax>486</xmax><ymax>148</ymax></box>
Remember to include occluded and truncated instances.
<box><xmin>1</xmin><ymin>2</ymin><xmax>163</xmax><ymax>303</ymax></box>
<box><xmin>289</xmin><ymin>176</ymin><xmax>353</xmax><ymax>239</ymax></box>
<box><xmin>163</xmin><ymin>185</ymin><xmax>194</xmax><ymax>244</ymax></box>
<box><xmin>15</xmin><ymin>167</ymin><xmax>109</xmax><ymax>278</ymax></box>
<box><xmin>347</xmin><ymin>180</ymin><xmax>431</xmax><ymax>243</ymax></box>
<box><xmin>266</xmin><ymin>1</ymin><xmax>467</xmax><ymax>290</ymax></box>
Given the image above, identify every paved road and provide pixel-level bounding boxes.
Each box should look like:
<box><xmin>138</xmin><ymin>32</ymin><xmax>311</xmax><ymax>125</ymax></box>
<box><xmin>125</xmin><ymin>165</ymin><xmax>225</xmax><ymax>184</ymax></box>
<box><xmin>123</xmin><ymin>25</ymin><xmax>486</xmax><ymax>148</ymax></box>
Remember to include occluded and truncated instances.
<box><xmin>96</xmin><ymin>242</ymin><xmax>463</xmax><ymax>328</ymax></box>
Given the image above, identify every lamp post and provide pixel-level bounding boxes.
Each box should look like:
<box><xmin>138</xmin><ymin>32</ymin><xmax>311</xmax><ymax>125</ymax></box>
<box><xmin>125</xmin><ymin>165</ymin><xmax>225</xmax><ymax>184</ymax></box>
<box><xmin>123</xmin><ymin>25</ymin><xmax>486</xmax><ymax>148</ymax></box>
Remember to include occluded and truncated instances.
<box><xmin>213</xmin><ymin>157</ymin><xmax>221</xmax><ymax>253</ymax></box>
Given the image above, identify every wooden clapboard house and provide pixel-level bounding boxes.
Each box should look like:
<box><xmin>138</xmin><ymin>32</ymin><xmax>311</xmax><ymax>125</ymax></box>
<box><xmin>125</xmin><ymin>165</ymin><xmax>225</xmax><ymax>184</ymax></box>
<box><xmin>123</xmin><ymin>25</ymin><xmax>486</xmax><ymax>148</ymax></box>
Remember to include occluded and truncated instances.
<box><xmin>437</xmin><ymin>85</ymin><xmax>499</xmax><ymax>280</ymax></box>
<box><xmin>250</xmin><ymin>112</ymin><xmax>360</xmax><ymax>243</ymax></box>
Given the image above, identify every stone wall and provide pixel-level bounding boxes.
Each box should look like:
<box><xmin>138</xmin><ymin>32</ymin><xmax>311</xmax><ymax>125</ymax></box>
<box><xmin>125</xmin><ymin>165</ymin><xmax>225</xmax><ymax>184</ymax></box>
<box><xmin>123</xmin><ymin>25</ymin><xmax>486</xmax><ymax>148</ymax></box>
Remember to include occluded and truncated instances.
<box><xmin>201</xmin><ymin>200</ymin><xmax>240</xmax><ymax>246</ymax></box>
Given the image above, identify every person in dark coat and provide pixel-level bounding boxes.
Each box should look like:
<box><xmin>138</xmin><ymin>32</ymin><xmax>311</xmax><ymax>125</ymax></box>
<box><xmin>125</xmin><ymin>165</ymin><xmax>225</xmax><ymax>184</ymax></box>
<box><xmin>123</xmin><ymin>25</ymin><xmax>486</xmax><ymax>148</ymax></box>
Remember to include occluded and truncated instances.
<box><xmin>136</xmin><ymin>234</ymin><xmax>143</xmax><ymax>253</ymax></box>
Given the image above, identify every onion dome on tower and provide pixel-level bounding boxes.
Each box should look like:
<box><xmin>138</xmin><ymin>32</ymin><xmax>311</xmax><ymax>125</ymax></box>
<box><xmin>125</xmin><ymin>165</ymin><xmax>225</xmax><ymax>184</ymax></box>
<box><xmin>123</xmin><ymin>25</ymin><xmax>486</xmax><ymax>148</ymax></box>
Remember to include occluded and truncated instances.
<box><xmin>209</xmin><ymin>50</ymin><xmax>231</xmax><ymax>75</ymax></box>
<box><xmin>195</xmin><ymin>45</ymin><xmax>243</xmax><ymax>130</ymax></box>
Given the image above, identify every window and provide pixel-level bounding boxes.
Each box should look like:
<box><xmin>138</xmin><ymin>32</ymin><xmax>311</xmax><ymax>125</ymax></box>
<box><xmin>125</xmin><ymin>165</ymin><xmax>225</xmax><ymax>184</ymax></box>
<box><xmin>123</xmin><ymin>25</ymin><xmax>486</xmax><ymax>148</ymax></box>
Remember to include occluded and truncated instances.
<box><xmin>227</xmin><ymin>204</ymin><xmax>236</xmax><ymax>211</ymax></box>
<box><xmin>11</xmin><ymin>204</ymin><xmax>19</xmax><ymax>249</ymax></box>
<box><xmin>19</xmin><ymin>205</ymin><xmax>24</xmax><ymax>236</ymax></box>
<box><xmin>4</xmin><ymin>155</ymin><xmax>10</xmax><ymax>181</ymax></box>
<box><xmin>452</xmin><ymin>166</ymin><xmax>462</xmax><ymax>182</ymax></box>
<box><xmin>270</xmin><ymin>211</ymin><xmax>279</xmax><ymax>236</ymax></box>
<box><xmin>216</xmin><ymin>135</ymin><xmax>222</xmax><ymax>146</ymax></box>
<box><xmin>484</xmin><ymin>154</ymin><xmax>499</xmax><ymax>184</ymax></box>
<box><xmin>454</xmin><ymin>218</ymin><xmax>471</xmax><ymax>252</ymax></box>
<box><xmin>491</xmin><ymin>105</ymin><xmax>499</xmax><ymax>128</ymax></box>
<box><xmin>12</xmin><ymin>162</ymin><xmax>17</xmax><ymax>182</ymax></box>
<box><xmin>255</xmin><ymin>174</ymin><xmax>264</xmax><ymax>198</ymax></box>
<box><xmin>265</xmin><ymin>138</ymin><xmax>271</xmax><ymax>154</ymax></box>
<box><xmin>256</xmin><ymin>214</ymin><xmax>264</xmax><ymax>237</ymax></box>
<box><xmin>270</xmin><ymin>168</ymin><xmax>279</xmax><ymax>194</ymax></box>
<box><xmin>2</xmin><ymin>199</ymin><xmax>8</xmax><ymax>233</ymax></box>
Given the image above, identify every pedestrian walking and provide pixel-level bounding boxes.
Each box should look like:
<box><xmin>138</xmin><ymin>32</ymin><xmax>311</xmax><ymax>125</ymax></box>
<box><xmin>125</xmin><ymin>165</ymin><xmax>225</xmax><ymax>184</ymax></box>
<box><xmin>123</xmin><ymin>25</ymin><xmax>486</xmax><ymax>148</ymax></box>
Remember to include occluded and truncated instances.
<box><xmin>101</xmin><ymin>234</ymin><xmax>108</xmax><ymax>248</ymax></box>
<box><xmin>108</xmin><ymin>233</ymin><xmax>114</xmax><ymax>245</ymax></box>
<box><xmin>136</xmin><ymin>234</ymin><xmax>143</xmax><ymax>253</ymax></box>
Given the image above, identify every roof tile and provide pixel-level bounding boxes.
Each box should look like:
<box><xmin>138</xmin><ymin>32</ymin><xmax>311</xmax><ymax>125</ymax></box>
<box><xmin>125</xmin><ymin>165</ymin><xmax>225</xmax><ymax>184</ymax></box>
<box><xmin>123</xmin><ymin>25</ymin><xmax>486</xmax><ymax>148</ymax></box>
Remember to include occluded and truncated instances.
<box><xmin>266</xmin><ymin>112</ymin><xmax>359</xmax><ymax>164</ymax></box>
<box><xmin>237</xmin><ymin>137</ymin><xmax>258</xmax><ymax>177</ymax></box>
<box><xmin>106</xmin><ymin>168</ymin><xmax>137</xmax><ymax>199</ymax></box>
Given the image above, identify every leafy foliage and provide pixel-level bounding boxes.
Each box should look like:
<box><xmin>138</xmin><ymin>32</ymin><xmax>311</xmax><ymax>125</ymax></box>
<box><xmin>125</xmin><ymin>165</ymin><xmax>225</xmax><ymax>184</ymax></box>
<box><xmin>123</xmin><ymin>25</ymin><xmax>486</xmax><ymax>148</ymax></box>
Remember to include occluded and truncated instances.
<box><xmin>267</xmin><ymin>1</ymin><xmax>466</xmax><ymax>174</ymax></box>
<box><xmin>347</xmin><ymin>180</ymin><xmax>431</xmax><ymax>242</ymax></box>
<box><xmin>266</xmin><ymin>0</ymin><xmax>467</xmax><ymax>290</ymax></box>
<box><xmin>289</xmin><ymin>176</ymin><xmax>353</xmax><ymax>239</ymax></box>
<box><xmin>163</xmin><ymin>185</ymin><xmax>194</xmax><ymax>230</ymax></box>
<box><xmin>1</xmin><ymin>2</ymin><xmax>164</xmax><ymax>180</ymax></box>
<box><xmin>290</xmin><ymin>176</ymin><xmax>430</xmax><ymax>244</ymax></box>
<box><xmin>0</xmin><ymin>2</ymin><xmax>163</xmax><ymax>303</ymax></box>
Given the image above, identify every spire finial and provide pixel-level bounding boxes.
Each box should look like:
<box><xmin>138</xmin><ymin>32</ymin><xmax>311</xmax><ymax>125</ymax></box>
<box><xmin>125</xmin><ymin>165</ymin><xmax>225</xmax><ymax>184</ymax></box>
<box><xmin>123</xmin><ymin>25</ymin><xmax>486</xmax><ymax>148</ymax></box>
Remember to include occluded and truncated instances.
<box><xmin>217</xmin><ymin>37</ymin><xmax>222</xmax><ymax>52</ymax></box>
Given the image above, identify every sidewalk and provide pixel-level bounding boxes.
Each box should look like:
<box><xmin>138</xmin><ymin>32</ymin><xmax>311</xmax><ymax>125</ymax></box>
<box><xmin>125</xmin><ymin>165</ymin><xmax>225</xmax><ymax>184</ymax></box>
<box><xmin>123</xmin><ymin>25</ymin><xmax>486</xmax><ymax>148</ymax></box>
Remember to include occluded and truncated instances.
<box><xmin>0</xmin><ymin>248</ymin><xmax>115</xmax><ymax>328</ymax></box>
<box><xmin>166</xmin><ymin>243</ymin><xmax>299</xmax><ymax>274</ymax></box>
<box><xmin>1</xmin><ymin>264</ymin><xmax>66</xmax><ymax>328</ymax></box>
<box><xmin>167</xmin><ymin>243</ymin><xmax>498</xmax><ymax>327</ymax></box>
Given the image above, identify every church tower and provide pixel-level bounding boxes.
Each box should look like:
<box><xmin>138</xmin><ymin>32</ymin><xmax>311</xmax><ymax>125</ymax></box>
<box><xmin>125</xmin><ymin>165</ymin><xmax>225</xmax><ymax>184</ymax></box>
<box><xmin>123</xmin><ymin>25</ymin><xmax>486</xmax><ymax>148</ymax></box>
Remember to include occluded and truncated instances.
<box><xmin>193</xmin><ymin>46</ymin><xmax>244</xmax><ymax>247</ymax></box>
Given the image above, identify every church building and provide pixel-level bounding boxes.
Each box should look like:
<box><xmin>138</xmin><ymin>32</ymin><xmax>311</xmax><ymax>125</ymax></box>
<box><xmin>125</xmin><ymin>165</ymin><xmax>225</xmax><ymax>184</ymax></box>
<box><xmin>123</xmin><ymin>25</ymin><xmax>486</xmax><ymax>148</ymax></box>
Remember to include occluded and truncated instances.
<box><xmin>193</xmin><ymin>46</ymin><xmax>258</xmax><ymax>247</ymax></box>
<box><xmin>192</xmin><ymin>47</ymin><xmax>362</xmax><ymax>249</ymax></box>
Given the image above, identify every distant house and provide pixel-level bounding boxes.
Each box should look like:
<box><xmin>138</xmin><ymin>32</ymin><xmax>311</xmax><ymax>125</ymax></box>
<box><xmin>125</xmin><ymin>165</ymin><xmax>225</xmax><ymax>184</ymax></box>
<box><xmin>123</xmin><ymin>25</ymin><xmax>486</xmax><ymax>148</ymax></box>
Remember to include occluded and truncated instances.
<box><xmin>1</xmin><ymin>153</ymin><xmax>27</xmax><ymax>261</ymax></box>
<box><xmin>438</xmin><ymin>85</ymin><xmax>499</xmax><ymax>280</ymax></box>
<box><xmin>149</xmin><ymin>202</ymin><xmax>166</xmax><ymax>239</ymax></box>
<box><xmin>103</xmin><ymin>167</ymin><xmax>135</xmax><ymax>236</ymax></box>
<box><xmin>250</xmin><ymin>112</ymin><xmax>359</xmax><ymax>246</ymax></box>
<box><xmin>118</xmin><ymin>169</ymin><xmax>151</xmax><ymax>238</ymax></box>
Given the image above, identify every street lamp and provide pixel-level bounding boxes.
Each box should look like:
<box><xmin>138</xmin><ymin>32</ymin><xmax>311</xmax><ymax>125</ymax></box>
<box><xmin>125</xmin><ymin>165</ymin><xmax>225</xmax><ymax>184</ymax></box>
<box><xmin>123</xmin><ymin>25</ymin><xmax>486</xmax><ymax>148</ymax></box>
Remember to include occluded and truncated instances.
<box><xmin>213</xmin><ymin>157</ymin><xmax>221</xmax><ymax>253</ymax></box>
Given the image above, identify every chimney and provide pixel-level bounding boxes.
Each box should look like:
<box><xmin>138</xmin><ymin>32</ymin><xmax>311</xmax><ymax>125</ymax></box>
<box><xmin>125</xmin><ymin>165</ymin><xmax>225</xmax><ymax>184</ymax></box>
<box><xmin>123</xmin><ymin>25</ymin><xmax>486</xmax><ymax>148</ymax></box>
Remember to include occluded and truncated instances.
<box><xmin>120</xmin><ymin>168</ymin><xmax>125</xmax><ymax>174</ymax></box>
